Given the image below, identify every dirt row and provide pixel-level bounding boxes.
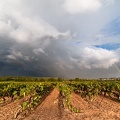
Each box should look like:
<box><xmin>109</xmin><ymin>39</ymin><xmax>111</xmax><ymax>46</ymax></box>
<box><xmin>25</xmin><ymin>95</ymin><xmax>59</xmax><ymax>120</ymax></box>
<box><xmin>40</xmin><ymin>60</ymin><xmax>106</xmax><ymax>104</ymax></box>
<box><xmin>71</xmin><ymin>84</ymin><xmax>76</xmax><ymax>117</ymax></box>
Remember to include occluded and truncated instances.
<box><xmin>0</xmin><ymin>96</ymin><xmax>28</xmax><ymax>120</ymax></box>
<box><xmin>0</xmin><ymin>88</ymin><xmax>120</xmax><ymax>120</ymax></box>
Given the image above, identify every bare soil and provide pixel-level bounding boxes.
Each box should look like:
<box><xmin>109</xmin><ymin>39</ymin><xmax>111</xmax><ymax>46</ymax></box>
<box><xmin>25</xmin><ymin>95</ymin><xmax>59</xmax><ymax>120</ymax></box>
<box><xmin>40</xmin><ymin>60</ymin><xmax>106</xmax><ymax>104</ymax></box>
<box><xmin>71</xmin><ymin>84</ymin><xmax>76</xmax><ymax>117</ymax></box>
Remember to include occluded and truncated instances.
<box><xmin>0</xmin><ymin>96</ymin><xmax>29</xmax><ymax>120</ymax></box>
<box><xmin>0</xmin><ymin>88</ymin><xmax>120</xmax><ymax>120</ymax></box>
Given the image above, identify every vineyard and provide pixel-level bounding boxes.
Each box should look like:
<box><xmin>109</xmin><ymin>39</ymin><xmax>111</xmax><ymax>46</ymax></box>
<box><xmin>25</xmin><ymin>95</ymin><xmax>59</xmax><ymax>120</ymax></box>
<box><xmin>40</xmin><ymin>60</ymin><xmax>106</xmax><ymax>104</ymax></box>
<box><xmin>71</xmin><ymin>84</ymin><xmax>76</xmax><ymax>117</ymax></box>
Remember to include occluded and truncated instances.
<box><xmin>0</xmin><ymin>77</ymin><xmax>120</xmax><ymax>119</ymax></box>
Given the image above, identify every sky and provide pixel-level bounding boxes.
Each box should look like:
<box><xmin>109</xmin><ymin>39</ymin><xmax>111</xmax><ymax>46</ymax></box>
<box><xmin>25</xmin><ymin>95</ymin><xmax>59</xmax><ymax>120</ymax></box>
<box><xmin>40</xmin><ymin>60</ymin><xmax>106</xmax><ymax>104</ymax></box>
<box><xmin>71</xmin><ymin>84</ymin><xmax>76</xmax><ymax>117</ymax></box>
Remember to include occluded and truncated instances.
<box><xmin>0</xmin><ymin>0</ymin><xmax>120</xmax><ymax>78</ymax></box>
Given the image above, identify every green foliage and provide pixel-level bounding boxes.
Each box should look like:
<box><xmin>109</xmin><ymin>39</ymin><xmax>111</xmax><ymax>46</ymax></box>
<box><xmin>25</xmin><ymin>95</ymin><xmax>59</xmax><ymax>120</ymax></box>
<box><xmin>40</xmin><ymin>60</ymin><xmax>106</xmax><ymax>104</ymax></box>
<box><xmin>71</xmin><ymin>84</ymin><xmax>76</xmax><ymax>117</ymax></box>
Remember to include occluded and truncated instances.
<box><xmin>58</xmin><ymin>83</ymin><xmax>81</xmax><ymax>113</ymax></box>
<box><xmin>20</xmin><ymin>82</ymin><xmax>54</xmax><ymax>112</ymax></box>
<box><xmin>69</xmin><ymin>81</ymin><xmax>120</xmax><ymax>101</ymax></box>
<box><xmin>0</xmin><ymin>77</ymin><xmax>120</xmax><ymax>115</ymax></box>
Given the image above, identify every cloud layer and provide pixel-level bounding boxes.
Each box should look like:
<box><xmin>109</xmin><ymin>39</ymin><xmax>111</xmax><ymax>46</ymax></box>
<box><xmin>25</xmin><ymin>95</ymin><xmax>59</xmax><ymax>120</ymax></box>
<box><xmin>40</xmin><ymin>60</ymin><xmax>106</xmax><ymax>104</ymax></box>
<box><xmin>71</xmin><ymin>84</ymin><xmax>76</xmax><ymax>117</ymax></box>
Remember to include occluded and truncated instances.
<box><xmin>63</xmin><ymin>0</ymin><xmax>101</xmax><ymax>14</ymax></box>
<box><xmin>0</xmin><ymin>0</ymin><xmax>120</xmax><ymax>78</ymax></box>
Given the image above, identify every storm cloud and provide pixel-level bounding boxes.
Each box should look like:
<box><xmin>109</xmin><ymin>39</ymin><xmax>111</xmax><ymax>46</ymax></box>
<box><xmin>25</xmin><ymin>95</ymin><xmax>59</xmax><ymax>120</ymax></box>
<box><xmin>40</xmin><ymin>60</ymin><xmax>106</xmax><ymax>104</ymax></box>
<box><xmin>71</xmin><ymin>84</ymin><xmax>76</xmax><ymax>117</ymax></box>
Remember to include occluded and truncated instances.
<box><xmin>0</xmin><ymin>0</ymin><xmax>120</xmax><ymax>78</ymax></box>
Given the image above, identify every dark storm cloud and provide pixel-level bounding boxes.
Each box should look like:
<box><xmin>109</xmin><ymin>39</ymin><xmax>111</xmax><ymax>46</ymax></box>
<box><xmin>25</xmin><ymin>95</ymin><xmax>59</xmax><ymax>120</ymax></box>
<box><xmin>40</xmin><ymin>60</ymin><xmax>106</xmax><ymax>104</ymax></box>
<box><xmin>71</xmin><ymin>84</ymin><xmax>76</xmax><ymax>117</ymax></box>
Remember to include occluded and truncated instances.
<box><xmin>0</xmin><ymin>36</ymin><xmax>119</xmax><ymax>78</ymax></box>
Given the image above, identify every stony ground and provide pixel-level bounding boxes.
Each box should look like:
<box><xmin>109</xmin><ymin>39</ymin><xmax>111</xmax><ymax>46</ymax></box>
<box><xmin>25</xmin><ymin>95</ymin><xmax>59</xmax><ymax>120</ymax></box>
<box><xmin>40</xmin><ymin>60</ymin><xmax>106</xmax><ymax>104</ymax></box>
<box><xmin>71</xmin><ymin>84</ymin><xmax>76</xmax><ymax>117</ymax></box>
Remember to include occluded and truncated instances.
<box><xmin>0</xmin><ymin>88</ymin><xmax>120</xmax><ymax>120</ymax></box>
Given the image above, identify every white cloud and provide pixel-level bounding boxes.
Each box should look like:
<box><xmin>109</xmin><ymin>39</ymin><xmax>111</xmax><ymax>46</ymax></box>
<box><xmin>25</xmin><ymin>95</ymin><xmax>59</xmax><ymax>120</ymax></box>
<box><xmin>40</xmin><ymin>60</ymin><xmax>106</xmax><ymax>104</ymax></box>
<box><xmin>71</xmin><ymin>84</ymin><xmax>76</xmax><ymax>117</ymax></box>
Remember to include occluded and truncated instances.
<box><xmin>0</xmin><ymin>0</ymin><xmax>70</xmax><ymax>43</ymax></box>
<box><xmin>5</xmin><ymin>49</ymin><xmax>32</xmax><ymax>63</ymax></box>
<box><xmin>9</xmin><ymin>13</ymin><xmax>68</xmax><ymax>43</ymax></box>
<box><xmin>33</xmin><ymin>48</ymin><xmax>46</xmax><ymax>55</ymax></box>
<box><xmin>6</xmin><ymin>55</ymin><xmax>17</xmax><ymax>61</ymax></box>
<box><xmin>106</xmin><ymin>0</ymin><xmax>115</xmax><ymax>5</ymax></box>
<box><xmin>63</xmin><ymin>0</ymin><xmax>102</xmax><ymax>14</ymax></box>
<box><xmin>70</xmin><ymin>47</ymin><xmax>119</xmax><ymax>69</ymax></box>
<box><xmin>0</xmin><ymin>13</ymin><xmax>69</xmax><ymax>43</ymax></box>
<box><xmin>0</xmin><ymin>20</ymin><xmax>12</xmax><ymax>36</ymax></box>
<box><xmin>6</xmin><ymin>50</ymin><xmax>23</xmax><ymax>60</ymax></box>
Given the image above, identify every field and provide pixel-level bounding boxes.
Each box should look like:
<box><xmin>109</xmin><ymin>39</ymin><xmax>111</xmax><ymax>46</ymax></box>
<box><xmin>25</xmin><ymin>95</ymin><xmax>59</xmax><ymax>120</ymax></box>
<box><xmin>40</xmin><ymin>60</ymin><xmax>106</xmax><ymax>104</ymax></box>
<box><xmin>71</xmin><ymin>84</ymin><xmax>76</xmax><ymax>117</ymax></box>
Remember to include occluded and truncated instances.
<box><xmin>0</xmin><ymin>77</ymin><xmax>120</xmax><ymax>120</ymax></box>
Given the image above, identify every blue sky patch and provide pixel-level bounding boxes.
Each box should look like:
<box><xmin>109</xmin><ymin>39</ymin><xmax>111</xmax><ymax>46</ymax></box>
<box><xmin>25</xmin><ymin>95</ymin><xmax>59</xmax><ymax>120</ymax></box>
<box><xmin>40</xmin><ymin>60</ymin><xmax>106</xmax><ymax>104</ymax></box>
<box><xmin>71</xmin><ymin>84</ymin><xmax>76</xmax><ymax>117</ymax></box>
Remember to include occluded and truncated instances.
<box><xmin>102</xmin><ymin>17</ymin><xmax>120</xmax><ymax>36</ymax></box>
<box><xmin>95</xmin><ymin>43</ymin><xmax>120</xmax><ymax>50</ymax></box>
